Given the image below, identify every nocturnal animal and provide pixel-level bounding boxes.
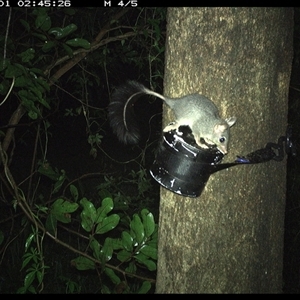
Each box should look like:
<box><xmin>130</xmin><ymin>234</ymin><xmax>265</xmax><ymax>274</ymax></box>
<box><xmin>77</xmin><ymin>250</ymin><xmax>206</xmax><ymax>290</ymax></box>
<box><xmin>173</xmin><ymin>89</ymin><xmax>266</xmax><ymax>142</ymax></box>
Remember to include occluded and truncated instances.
<box><xmin>108</xmin><ymin>81</ymin><xmax>236</xmax><ymax>154</ymax></box>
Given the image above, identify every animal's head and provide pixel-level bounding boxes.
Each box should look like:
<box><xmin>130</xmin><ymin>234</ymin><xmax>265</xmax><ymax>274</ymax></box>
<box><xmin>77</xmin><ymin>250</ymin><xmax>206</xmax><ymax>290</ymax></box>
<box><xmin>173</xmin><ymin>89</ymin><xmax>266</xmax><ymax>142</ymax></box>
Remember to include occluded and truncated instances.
<box><xmin>211</xmin><ymin>117</ymin><xmax>236</xmax><ymax>154</ymax></box>
<box><xmin>195</xmin><ymin>117</ymin><xmax>236</xmax><ymax>154</ymax></box>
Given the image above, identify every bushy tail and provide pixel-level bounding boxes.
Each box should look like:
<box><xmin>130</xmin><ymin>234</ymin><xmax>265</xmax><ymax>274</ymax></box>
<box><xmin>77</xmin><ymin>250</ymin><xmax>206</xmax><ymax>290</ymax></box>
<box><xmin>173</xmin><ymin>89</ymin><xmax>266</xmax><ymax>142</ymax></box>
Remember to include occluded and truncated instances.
<box><xmin>108</xmin><ymin>81</ymin><xmax>148</xmax><ymax>144</ymax></box>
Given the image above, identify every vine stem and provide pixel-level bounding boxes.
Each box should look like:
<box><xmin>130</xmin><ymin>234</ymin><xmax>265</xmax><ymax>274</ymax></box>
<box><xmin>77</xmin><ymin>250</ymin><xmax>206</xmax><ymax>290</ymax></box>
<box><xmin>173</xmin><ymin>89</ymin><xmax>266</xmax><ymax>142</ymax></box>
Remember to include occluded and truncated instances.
<box><xmin>2</xmin><ymin>8</ymin><xmax>132</xmax><ymax>155</ymax></box>
<box><xmin>0</xmin><ymin>141</ymin><xmax>155</xmax><ymax>284</ymax></box>
<box><xmin>0</xmin><ymin>7</ymin><xmax>156</xmax><ymax>285</ymax></box>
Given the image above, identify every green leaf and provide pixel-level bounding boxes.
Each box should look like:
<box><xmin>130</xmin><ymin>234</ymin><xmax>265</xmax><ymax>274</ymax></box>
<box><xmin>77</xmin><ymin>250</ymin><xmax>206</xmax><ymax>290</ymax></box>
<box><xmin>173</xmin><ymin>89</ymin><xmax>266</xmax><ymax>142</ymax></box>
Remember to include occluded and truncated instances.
<box><xmin>140</xmin><ymin>245</ymin><xmax>157</xmax><ymax>260</ymax></box>
<box><xmin>32</xmin><ymin>33</ymin><xmax>47</xmax><ymax>41</ymax></box>
<box><xmin>20</xmin><ymin>19</ymin><xmax>30</xmax><ymax>31</ymax></box>
<box><xmin>107</xmin><ymin>237</ymin><xmax>123</xmax><ymax>250</ymax></box>
<box><xmin>147</xmin><ymin>237</ymin><xmax>158</xmax><ymax>249</ymax></box>
<box><xmin>24</xmin><ymin>270</ymin><xmax>36</xmax><ymax>290</ymax></box>
<box><xmin>101</xmin><ymin>285</ymin><xmax>111</xmax><ymax>294</ymax></box>
<box><xmin>62</xmin><ymin>43</ymin><xmax>74</xmax><ymax>58</ymax></box>
<box><xmin>141</xmin><ymin>209</ymin><xmax>155</xmax><ymax>237</ymax></box>
<box><xmin>71</xmin><ymin>256</ymin><xmax>95</xmax><ymax>270</ymax></box>
<box><xmin>5</xmin><ymin>64</ymin><xmax>24</xmax><ymax>78</ymax></box>
<box><xmin>36</xmin><ymin>270</ymin><xmax>43</xmax><ymax>284</ymax></box>
<box><xmin>48</xmin><ymin>24</ymin><xmax>77</xmax><ymax>39</ymax></box>
<box><xmin>65</xmin><ymin>38</ymin><xmax>91</xmax><ymax>49</ymax></box>
<box><xmin>80</xmin><ymin>198</ymin><xmax>97</xmax><ymax>232</ymax></box>
<box><xmin>40</xmin><ymin>16</ymin><xmax>51</xmax><ymax>31</ymax></box>
<box><xmin>135</xmin><ymin>253</ymin><xmax>156</xmax><ymax>271</ymax></box>
<box><xmin>45</xmin><ymin>213</ymin><xmax>57</xmax><ymax>236</ymax></box>
<box><xmin>100</xmin><ymin>238</ymin><xmax>113</xmax><ymax>262</ymax></box>
<box><xmin>52</xmin><ymin>170</ymin><xmax>66</xmax><ymax>193</ymax></box>
<box><xmin>27</xmin><ymin>285</ymin><xmax>36</xmax><ymax>294</ymax></box>
<box><xmin>97</xmin><ymin>189</ymin><xmax>112</xmax><ymax>200</ymax></box>
<box><xmin>42</xmin><ymin>40</ymin><xmax>56</xmax><ymax>52</ymax></box>
<box><xmin>125</xmin><ymin>261</ymin><xmax>137</xmax><ymax>274</ymax></box>
<box><xmin>16</xmin><ymin>286</ymin><xmax>27</xmax><ymax>294</ymax></box>
<box><xmin>51</xmin><ymin>198</ymin><xmax>79</xmax><ymax>224</ymax></box>
<box><xmin>25</xmin><ymin>233</ymin><xmax>35</xmax><ymax>252</ymax></box>
<box><xmin>95</xmin><ymin>197</ymin><xmax>114</xmax><ymax>223</ymax></box>
<box><xmin>21</xmin><ymin>258</ymin><xmax>31</xmax><ymax>271</ymax></box>
<box><xmin>38</xmin><ymin>162</ymin><xmax>59</xmax><ymax>180</ymax></box>
<box><xmin>89</xmin><ymin>238</ymin><xmax>101</xmax><ymax>261</ymax></box>
<box><xmin>36</xmin><ymin>95</ymin><xmax>51</xmax><ymax>109</ymax></box>
<box><xmin>117</xmin><ymin>249</ymin><xmax>131</xmax><ymax>262</ymax></box>
<box><xmin>26</xmin><ymin>84</ymin><xmax>50</xmax><ymax>109</ymax></box>
<box><xmin>70</xmin><ymin>184</ymin><xmax>78</xmax><ymax>202</ymax></box>
<box><xmin>21</xmin><ymin>252</ymin><xmax>34</xmax><ymax>270</ymax></box>
<box><xmin>52</xmin><ymin>199</ymin><xmax>79</xmax><ymax>213</ymax></box>
<box><xmin>14</xmin><ymin>76</ymin><xmax>29</xmax><ymax>88</ymax></box>
<box><xmin>130</xmin><ymin>214</ymin><xmax>144</xmax><ymax>244</ymax></box>
<box><xmin>13</xmin><ymin>63</ymin><xmax>27</xmax><ymax>73</ymax></box>
<box><xmin>28</xmin><ymin>84</ymin><xmax>42</xmax><ymax>96</ymax></box>
<box><xmin>34</xmin><ymin>77</ymin><xmax>50</xmax><ymax>91</ymax></box>
<box><xmin>19</xmin><ymin>93</ymin><xmax>40</xmax><ymax>112</ymax></box>
<box><xmin>35</xmin><ymin>10</ymin><xmax>51</xmax><ymax>31</ymax></box>
<box><xmin>104</xmin><ymin>268</ymin><xmax>121</xmax><ymax>285</ymax></box>
<box><xmin>121</xmin><ymin>231</ymin><xmax>133</xmax><ymax>252</ymax></box>
<box><xmin>137</xmin><ymin>281</ymin><xmax>151</xmax><ymax>294</ymax></box>
<box><xmin>143</xmin><ymin>259</ymin><xmax>157</xmax><ymax>271</ymax></box>
<box><xmin>0</xmin><ymin>58</ymin><xmax>9</xmax><ymax>72</ymax></box>
<box><xmin>95</xmin><ymin>214</ymin><xmax>120</xmax><ymax>234</ymax></box>
<box><xmin>48</xmin><ymin>27</ymin><xmax>63</xmax><ymax>38</ymax></box>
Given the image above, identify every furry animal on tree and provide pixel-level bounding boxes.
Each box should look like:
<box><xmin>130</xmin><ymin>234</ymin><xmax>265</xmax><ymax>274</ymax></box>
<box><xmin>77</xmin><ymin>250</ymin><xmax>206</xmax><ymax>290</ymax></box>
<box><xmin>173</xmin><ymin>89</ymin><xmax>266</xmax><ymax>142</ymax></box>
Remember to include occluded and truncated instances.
<box><xmin>108</xmin><ymin>81</ymin><xmax>236</xmax><ymax>154</ymax></box>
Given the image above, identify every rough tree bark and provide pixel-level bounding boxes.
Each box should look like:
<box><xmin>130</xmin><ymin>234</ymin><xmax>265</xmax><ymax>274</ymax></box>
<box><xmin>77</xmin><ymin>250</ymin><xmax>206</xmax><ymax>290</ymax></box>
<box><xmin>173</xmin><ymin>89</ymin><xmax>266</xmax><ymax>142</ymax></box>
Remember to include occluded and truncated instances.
<box><xmin>156</xmin><ymin>7</ymin><xmax>293</xmax><ymax>293</ymax></box>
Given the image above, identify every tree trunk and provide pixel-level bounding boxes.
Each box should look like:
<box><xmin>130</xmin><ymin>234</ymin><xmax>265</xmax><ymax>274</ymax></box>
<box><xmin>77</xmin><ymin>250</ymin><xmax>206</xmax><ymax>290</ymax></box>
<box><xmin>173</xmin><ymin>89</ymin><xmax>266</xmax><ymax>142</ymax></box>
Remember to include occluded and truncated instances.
<box><xmin>156</xmin><ymin>7</ymin><xmax>293</xmax><ymax>293</ymax></box>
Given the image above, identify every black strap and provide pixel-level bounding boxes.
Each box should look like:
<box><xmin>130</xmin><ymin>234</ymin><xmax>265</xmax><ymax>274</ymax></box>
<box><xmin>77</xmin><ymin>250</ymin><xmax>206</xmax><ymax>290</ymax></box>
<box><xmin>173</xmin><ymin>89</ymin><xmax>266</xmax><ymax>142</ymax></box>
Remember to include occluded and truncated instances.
<box><xmin>211</xmin><ymin>125</ymin><xmax>296</xmax><ymax>173</ymax></box>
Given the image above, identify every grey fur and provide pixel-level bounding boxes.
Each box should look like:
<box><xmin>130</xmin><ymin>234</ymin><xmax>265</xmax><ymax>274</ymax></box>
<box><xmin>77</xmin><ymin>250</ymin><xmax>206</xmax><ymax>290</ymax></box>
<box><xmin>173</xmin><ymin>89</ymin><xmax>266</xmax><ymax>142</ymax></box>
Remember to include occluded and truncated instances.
<box><xmin>108</xmin><ymin>81</ymin><xmax>236</xmax><ymax>154</ymax></box>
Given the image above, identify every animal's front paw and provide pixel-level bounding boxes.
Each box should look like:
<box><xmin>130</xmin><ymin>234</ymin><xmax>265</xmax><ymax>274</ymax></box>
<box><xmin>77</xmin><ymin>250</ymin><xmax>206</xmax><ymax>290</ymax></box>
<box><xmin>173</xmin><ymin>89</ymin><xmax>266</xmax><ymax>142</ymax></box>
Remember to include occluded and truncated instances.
<box><xmin>163</xmin><ymin>122</ymin><xmax>178</xmax><ymax>132</ymax></box>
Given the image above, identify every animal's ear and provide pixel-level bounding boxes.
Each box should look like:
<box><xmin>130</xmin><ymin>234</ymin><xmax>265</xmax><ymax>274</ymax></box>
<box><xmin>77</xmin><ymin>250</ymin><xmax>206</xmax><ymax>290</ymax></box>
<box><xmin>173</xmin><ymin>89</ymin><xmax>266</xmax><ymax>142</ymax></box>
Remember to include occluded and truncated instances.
<box><xmin>214</xmin><ymin>124</ymin><xmax>228</xmax><ymax>133</ymax></box>
<box><xmin>225</xmin><ymin>117</ymin><xmax>237</xmax><ymax>127</ymax></box>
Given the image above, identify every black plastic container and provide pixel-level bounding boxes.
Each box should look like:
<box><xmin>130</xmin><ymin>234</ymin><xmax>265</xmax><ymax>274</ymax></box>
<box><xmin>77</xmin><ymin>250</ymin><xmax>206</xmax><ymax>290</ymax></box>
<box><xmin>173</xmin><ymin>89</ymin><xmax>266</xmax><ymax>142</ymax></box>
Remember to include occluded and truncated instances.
<box><xmin>150</xmin><ymin>128</ymin><xmax>224</xmax><ymax>197</ymax></box>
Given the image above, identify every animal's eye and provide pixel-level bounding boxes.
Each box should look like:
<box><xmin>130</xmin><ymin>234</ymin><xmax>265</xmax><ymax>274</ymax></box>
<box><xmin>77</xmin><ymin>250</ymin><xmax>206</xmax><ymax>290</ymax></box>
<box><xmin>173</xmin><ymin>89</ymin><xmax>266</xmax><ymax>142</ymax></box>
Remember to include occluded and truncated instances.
<box><xmin>219</xmin><ymin>137</ymin><xmax>226</xmax><ymax>143</ymax></box>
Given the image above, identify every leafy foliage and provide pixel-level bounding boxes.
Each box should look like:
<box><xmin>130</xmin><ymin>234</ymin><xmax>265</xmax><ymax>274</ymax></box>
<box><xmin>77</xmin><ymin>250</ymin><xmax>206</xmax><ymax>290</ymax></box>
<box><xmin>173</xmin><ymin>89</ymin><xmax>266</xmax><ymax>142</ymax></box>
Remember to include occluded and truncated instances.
<box><xmin>0</xmin><ymin>7</ymin><xmax>166</xmax><ymax>293</ymax></box>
